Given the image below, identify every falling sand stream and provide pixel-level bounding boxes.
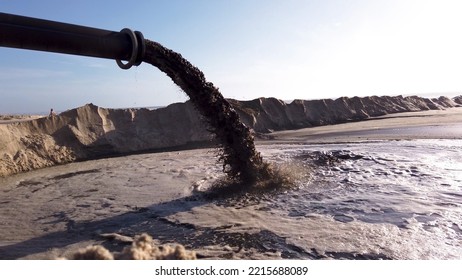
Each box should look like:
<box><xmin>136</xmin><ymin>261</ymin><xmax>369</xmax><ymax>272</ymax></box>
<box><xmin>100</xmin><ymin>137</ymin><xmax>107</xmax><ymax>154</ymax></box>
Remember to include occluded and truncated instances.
<box><xmin>143</xmin><ymin>39</ymin><xmax>274</xmax><ymax>184</ymax></box>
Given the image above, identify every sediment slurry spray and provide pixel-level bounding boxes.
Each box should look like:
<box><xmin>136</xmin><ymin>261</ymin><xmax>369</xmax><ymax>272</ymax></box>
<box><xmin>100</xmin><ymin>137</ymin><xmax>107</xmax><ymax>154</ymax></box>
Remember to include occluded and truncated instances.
<box><xmin>143</xmin><ymin>40</ymin><xmax>272</xmax><ymax>183</ymax></box>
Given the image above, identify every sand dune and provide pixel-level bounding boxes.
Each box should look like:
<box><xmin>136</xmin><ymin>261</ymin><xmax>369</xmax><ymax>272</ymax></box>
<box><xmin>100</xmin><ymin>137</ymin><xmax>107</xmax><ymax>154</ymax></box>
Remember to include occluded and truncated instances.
<box><xmin>0</xmin><ymin>95</ymin><xmax>460</xmax><ymax>177</ymax></box>
<box><xmin>0</xmin><ymin>102</ymin><xmax>210</xmax><ymax>177</ymax></box>
<box><xmin>230</xmin><ymin>95</ymin><xmax>460</xmax><ymax>132</ymax></box>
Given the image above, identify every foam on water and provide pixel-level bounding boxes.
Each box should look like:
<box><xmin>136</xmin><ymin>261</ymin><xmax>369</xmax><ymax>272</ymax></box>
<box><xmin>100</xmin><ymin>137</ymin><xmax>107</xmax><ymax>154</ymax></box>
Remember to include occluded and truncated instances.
<box><xmin>1</xmin><ymin>140</ymin><xmax>461</xmax><ymax>259</ymax></box>
<box><xmin>170</xmin><ymin>139</ymin><xmax>462</xmax><ymax>259</ymax></box>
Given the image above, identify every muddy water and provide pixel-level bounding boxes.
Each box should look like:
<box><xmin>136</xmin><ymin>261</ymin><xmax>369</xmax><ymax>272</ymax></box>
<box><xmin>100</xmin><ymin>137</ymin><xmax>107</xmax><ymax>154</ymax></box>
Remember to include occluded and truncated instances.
<box><xmin>1</xmin><ymin>139</ymin><xmax>460</xmax><ymax>259</ymax></box>
<box><xmin>142</xmin><ymin>40</ymin><xmax>271</xmax><ymax>182</ymax></box>
<box><xmin>163</xmin><ymin>139</ymin><xmax>462</xmax><ymax>259</ymax></box>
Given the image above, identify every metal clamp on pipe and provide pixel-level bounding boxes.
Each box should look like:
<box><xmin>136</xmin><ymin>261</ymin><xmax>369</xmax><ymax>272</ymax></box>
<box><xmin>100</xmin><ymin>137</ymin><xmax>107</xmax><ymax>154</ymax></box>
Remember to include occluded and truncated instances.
<box><xmin>0</xmin><ymin>12</ymin><xmax>145</xmax><ymax>70</ymax></box>
<box><xmin>116</xmin><ymin>29</ymin><xmax>145</xmax><ymax>69</ymax></box>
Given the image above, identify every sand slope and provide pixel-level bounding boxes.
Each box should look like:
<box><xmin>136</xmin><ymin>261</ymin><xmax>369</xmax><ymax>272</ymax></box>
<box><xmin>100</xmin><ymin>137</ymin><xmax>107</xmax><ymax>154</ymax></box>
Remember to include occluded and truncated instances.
<box><xmin>0</xmin><ymin>95</ymin><xmax>460</xmax><ymax>177</ymax></box>
<box><xmin>0</xmin><ymin>102</ymin><xmax>210</xmax><ymax>177</ymax></box>
<box><xmin>230</xmin><ymin>95</ymin><xmax>460</xmax><ymax>132</ymax></box>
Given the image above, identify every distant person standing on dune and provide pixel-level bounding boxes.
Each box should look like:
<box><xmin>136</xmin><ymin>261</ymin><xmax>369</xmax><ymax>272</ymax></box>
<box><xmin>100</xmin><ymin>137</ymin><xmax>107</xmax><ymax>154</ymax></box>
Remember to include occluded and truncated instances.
<box><xmin>49</xmin><ymin>108</ymin><xmax>56</xmax><ymax>118</ymax></box>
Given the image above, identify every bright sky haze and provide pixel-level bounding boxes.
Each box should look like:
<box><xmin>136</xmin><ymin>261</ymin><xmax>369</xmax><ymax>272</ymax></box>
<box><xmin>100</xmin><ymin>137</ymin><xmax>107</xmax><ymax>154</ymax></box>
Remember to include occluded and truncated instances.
<box><xmin>1</xmin><ymin>0</ymin><xmax>462</xmax><ymax>113</ymax></box>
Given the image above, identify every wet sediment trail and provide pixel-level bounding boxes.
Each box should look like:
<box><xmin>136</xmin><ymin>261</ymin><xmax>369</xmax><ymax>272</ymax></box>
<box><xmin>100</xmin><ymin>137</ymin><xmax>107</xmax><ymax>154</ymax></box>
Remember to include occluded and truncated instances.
<box><xmin>143</xmin><ymin>39</ymin><xmax>271</xmax><ymax>183</ymax></box>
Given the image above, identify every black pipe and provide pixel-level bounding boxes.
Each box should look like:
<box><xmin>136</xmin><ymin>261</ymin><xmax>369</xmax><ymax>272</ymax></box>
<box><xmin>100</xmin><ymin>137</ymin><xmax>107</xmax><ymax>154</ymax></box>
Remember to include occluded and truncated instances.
<box><xmin>0</xmin><ymin>12</ymin><xmax>144</xmax><ymax>69</ymax></box>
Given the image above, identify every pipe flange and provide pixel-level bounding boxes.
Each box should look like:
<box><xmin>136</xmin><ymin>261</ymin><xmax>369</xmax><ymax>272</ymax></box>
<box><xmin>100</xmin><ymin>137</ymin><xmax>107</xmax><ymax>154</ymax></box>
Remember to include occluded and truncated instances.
<box><xmin>116</xmin><ymin>28</ymin><xmax>138</xmax><ymax>70</ymax></box>
<box><xmin>134</xmin><ymin>31</ymin><xmax>145</xmax><ymax>66</ymax></box>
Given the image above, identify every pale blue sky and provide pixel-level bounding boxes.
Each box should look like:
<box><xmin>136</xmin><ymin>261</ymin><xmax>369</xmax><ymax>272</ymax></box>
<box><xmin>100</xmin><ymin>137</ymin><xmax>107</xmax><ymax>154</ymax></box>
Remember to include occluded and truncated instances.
<box><xmin>1</xmin><ymin>0</ymin><xmax>462</xmax><ymax>113</ymax></box>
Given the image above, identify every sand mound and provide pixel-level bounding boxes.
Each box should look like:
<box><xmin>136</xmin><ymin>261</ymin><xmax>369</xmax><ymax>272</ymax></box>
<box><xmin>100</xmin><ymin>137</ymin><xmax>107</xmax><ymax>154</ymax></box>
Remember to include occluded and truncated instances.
<box><xmin>64</xmin><ymin>233</ymin><xmax>196</xmax><ymax>260</ymax></box>
<box><xmin>0</xmin><ymin>102</ymin><xmax>210</xmax><ymax>177</ymax></box>
<box><xmin>0</xmin><ymin>95</ymin><xmax>460</xmax><ymax>177</ymax></box>
<box><xmin>230</xmin><ymin>95</ymin><xmax>461</xmax><ymax>132</ymax></box>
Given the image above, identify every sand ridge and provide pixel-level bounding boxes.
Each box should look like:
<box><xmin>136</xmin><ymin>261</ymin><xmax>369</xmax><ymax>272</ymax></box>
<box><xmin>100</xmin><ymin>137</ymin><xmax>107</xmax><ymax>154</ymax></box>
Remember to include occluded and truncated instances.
<box><xmin>1</xmin><ymin>95</ymin><xmax>461</xmax><ymax>177</ymax></box>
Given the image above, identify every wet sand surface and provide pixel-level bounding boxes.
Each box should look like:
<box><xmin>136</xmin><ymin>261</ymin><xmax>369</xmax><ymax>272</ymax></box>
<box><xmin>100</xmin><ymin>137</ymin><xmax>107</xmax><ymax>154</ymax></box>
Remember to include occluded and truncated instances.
<box><xmin>0</xmin><ymin>108</ymin><xmax>461</xmax><ymax>259</ymax></box>
<box><xmin>267</xmin><ymin>107</ymin><xmax>462</xmax><ymax>143</ymax></box>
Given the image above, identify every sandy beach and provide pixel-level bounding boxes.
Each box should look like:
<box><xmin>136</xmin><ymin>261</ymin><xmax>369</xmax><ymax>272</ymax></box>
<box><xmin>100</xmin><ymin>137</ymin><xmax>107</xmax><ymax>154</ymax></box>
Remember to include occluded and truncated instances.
<box><xmin>0</xmin><ymin>115</ymin><xmax>43</xmax><ymax>124</ymax></box>
<box><xmin>0</xmin><ymin>107</ymin><xmax>461</xmax><ymax>259</ymax></box>
<box><xmin>266</xmin><ymin>106</ymin><xmax>462</xmax><ymax>143</ymax></box>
